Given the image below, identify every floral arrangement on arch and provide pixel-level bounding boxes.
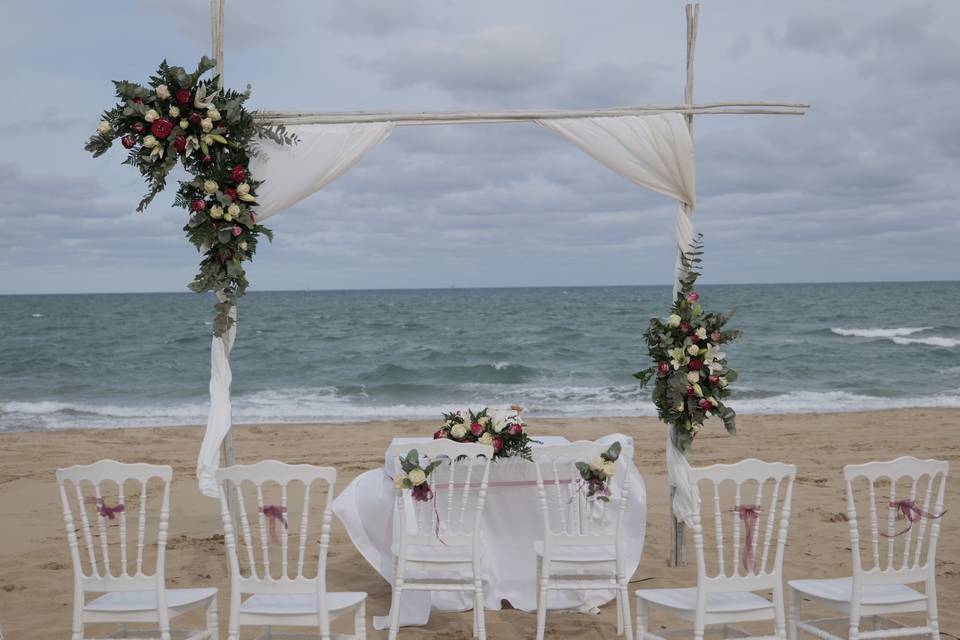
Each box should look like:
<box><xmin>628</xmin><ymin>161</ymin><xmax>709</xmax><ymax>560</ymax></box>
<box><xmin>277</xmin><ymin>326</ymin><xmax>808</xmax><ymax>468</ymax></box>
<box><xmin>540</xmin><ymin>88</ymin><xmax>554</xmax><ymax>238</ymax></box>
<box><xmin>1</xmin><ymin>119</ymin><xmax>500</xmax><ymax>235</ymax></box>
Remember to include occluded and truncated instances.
<box><xmin>84</xmin><ymin>57</ymin><xmax>297</xmax><ymax>335</ymax></box>
<box><xmin>635</xmin><ymin>236</ymin><xmax>741</xmax><ymax>453</ymax></box>
<box><xmin>394</xmin><ymin>449</ymin><xmax>442</xmax><ymax>502</ymax></box>
<box><xmin>575</xmin><ymin>441</ymin><xmax>622</xmax><ymax>501</ymax></box>
<box><xmin>433</xmin><ymin>406</ymin><xmax>536</xmax><ymax>460</ymax></box>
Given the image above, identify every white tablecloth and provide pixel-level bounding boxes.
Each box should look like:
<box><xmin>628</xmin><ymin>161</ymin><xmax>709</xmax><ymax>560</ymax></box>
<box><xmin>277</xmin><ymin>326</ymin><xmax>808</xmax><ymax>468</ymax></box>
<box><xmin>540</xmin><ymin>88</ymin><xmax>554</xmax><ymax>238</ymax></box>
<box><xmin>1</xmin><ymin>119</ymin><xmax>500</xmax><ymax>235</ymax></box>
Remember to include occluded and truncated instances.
<box><xmin>332</xmin><ymin>433</ymin><xmax>646</xmax><ymax>629</ymax></box>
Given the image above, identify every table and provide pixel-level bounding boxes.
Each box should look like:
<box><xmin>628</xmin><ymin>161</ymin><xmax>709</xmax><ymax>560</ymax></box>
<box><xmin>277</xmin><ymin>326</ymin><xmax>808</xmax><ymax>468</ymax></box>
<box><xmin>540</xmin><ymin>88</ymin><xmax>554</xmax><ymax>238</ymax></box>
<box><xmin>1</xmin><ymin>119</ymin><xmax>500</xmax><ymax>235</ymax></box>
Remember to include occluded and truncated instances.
<box><xmin>332</xmin><ymin>433</ymin><xmax>646</xmax><ymax>629</ymax></box>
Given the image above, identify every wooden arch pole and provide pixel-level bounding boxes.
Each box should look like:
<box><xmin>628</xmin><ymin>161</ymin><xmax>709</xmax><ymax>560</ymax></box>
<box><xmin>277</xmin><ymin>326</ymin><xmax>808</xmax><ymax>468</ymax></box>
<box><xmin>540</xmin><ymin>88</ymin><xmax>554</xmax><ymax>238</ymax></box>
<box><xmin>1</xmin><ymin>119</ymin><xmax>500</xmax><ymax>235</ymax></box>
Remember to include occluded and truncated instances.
<box><xmin>669</xmin><ymin>1</ymin><xmax>700</xmax><ymax>569</ymax></box>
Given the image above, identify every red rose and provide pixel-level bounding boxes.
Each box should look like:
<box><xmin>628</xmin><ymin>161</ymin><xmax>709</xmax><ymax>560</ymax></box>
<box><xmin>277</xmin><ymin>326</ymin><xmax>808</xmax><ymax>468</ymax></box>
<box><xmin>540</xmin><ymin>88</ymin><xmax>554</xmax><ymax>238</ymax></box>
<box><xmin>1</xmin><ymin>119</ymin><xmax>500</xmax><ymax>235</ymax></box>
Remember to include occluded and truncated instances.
<box><xmin>229</xmin><ymin>165</ymin><xmax>247</xmax><ymax>182</ymax></box>
<box><xmin>433</xmin><ymin>429</ymin><xmax>447</xmax><ymax>440</ymax></box>
<box><xmin>232</xmin><ymin>225</ymin><xmax>242</xmax><ymax>237</ymax></box>
<box><xmin>223</xmin><ymin>187</ymin><xmax>237</xmax><ymax>201</ymax></box>
<box><xmin>173</xmin><ymin>136</ymin><xmax>187</xmax><ymax>153</ymax></box>
<box><xmin>685</xmin><ymin>386</ymin><xmax>696</xmax><ymax>398</ymax></box>
<box><xmin>688</xmin><ymin>358</ymin><xmax>702</xmax><ymax>371</ymax></box>
<box><xmin>121</xmin><ymin>135</ymin><xmax>136</xmax><ymax>149</ymax></box>
<box><xmin>687</xmin><ymin>291</ymin><xmax>699</xmax><ymax>303</ymax></box>
<box><xmin>708</xmin><ymin>375</ymin><xmax>720</xmax><ymax>385</ymax></box>
<box><xmin>189</xmin><ymin>112</ymin><xmax>203</xmax><ymax>126</ymax></box>
<box><xmin>657</xmin><ymin>362</ymin><xmax>670</xmax><ymax>376</ymax></box>
<box><xmin>132</xmin><ymin>97</ymin><xmax>144</xmax><ymax>105</ymax></box>
<box><xmin>150</xmin><ymin>118</ymin><xmax>173</xmax><ymax>140</ymax></box>
<box><xmin>710</xmin><ymin>331</ymin><xmax>722</xmax><ymax>343</ymax></box>
<box><xmin>680</xmin><ymin>322</ymin><xmax>691</xmax><ymax>334</ymax></box>
<box><xmin>470</xmin><ymin>422</ymin><xmax>484</xmax><ymax>437</ymax></box>
<box><xmin>507</xmin><ymin>423</ymin><xmax>522</xmax><ymax>437</ymax></box>
<box><xmin>132</xmin><ymin>122</ymin><xmax>146</xmax><ymax>134</ymax></box>
<box><xmin>201</xmin><ymin>155</ymin><xmax>213</xmax><ymax>167</ymax></box>
<box><xmin>176</xmin><ymin>89</ymin><xmax>192</xmax><ymax>105</ymax></box>
<box><xmin>698</xmin><ymin>399</ymin><xmax>712</xmax><ymax>412</ymax></box>
<box><xmin>191</xmin><ymin>199</ymin><xmax>206</xmax><ymax>212</ymax></box>
<box><xmin>492</xmin><ymin>436</ymin><xmax>504</xmax><ymax>453</ymax></box>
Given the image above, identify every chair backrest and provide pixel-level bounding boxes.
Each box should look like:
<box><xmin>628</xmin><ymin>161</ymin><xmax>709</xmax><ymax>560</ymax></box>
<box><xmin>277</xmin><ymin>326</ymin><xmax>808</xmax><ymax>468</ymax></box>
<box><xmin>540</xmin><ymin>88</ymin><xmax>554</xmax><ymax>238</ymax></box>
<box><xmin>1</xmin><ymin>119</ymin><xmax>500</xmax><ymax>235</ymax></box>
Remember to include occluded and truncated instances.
<box><xmin>392</xmin><ymin>441</ymin><xmax>493</xmax><ymax>549</ymax></box>
<box><xmin>56</xmin><ymin>460</ymin><xmax>173</xmax><ymax>593</ymax></box>
<box><xmin>687</xmin><ymin>459</ymin><xmax>796</xmax><ymax>592</ymax></box>
<box><xmin>215</xmin><ymin>461</ymin><xmax>337</xmax><ymax>596</ymax></box>
<box><xmin>843</xmin><ymin>457</ymin><xmax>949</xmax><ymax>585</ymax></box>
<box><xmin>532</xmin><ymin>441</ymin><xmax>630</xmax><ymax>550</ymax></box>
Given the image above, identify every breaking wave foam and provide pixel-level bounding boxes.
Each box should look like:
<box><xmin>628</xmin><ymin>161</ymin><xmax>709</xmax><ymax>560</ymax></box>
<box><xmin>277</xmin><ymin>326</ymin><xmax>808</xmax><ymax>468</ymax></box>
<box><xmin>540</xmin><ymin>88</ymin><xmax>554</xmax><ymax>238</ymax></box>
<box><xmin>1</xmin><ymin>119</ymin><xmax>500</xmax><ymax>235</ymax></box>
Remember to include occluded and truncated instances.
<box><xmin>831</xmin><ymin>327</ymin><xmax>930</xmax><ymax>338</ymax></box>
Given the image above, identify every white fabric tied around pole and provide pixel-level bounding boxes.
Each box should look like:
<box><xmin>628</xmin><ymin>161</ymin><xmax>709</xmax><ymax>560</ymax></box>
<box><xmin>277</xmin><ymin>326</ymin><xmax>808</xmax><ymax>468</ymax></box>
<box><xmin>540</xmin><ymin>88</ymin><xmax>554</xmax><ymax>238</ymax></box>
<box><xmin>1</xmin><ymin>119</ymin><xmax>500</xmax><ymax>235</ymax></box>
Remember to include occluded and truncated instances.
<box><xmin>251</xmin><ymin>123</ymin><xmax>394</xmax><ymax>222</ymax></box>
<box><xmin>197</xmin><ymin>291</ymin><xmax>236</xmax><ymax>497</ymax></box>
<box><xmin>196</xmin><ymin>122</ymin><xmax>393</xmax><ymax>497</ymax></box>
<box><xmin>666</xmin><ymin>429</ymin><xmax>697</xmax><ymax>525</ymax></box>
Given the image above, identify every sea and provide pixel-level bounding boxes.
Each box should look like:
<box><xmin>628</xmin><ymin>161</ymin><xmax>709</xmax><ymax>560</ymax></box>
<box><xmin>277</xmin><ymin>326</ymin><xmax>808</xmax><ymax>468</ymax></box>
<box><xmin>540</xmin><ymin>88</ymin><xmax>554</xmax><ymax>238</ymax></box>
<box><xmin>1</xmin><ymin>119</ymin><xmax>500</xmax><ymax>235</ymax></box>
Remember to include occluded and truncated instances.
<box><xmin>1</xmin><ymin>282</ymin><xmax>958</xmax><ymax>432</ymax></box>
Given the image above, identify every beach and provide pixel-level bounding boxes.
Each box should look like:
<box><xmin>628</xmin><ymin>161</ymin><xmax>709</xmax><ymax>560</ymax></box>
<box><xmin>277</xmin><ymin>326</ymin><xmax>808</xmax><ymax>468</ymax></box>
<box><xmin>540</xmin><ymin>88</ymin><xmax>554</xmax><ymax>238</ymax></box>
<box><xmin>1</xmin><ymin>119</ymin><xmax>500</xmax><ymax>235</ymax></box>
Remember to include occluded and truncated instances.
<box><xmin>0</xmin><ymin>408</ymin><xmax>957</xmax><ymax>639</ymax></box>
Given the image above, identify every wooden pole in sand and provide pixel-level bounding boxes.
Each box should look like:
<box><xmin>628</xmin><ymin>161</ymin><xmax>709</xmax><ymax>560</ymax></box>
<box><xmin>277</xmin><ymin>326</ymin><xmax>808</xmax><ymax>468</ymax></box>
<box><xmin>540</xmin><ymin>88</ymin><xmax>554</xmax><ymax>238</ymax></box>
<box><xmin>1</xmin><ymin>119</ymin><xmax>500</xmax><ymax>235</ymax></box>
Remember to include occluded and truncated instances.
<box><xmin>669</xmin><ymin>1</ymin><xmax>700</xmax><ymax>569</ymax></box>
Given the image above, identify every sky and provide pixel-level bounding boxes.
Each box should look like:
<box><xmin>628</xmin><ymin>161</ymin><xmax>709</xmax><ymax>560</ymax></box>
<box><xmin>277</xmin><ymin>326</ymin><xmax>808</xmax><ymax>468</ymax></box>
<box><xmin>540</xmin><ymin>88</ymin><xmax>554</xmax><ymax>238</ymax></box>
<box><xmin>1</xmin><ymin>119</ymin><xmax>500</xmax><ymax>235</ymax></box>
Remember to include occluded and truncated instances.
<box><xmin>1</xmin><ymin>0</ymin><xmax>958</xmax><ymax>294</ymax></box>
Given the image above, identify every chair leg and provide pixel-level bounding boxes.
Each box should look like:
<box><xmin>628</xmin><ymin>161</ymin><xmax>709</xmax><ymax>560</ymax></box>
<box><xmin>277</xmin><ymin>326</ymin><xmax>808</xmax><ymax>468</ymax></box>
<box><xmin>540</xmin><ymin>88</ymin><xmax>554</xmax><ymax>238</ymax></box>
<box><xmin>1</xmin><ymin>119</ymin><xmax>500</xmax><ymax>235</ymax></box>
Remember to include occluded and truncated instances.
<box><xmin>228</xmin><ymin>589</ymin><xmax>240</xmax><ymax>640</ymax></box>
<box><xmin>927</xmin><ymin>582</ymin><xmax>940</xmax><ymax>639</ymax></box>
<box><xmin>787</xmin><ymin>588</ymin><xmax>799</xmax><ymax>640</ymax></box>
<box><xmin>354</xmin><ymin>599</ymin><xmax>367</xmax><ymax>640</ymax></box>
<box><xmin>387</xmin><ymin>581</ymin><xmax>403</xmax><ymax>640</ymax></box>
<box><xmin>635</xmin><ymin>595</ymin><xmax>647</xmax><ymax>640</ymax></box>
<box><xmin>620</xmin><ymin>579</ymin><xmax>633</xmax><ymax>640</ymax></box>
<box><xmin>616</xmin><ymin>589</ymin><xmax>624</xmax><ymax>635</ymax></box>
<box><xmin>474</xmin><ymin>578</ymin><xmax>486</xmax><ymax>640</ymax></box>
<box><xmin>205</xmin><ymin>595</ymin><xmax>219</xmax><ymax>640</ymax></box>
<box><xmin>536</xmin><ymin>562</ymin><xmax>548</xmax><ymax>640</ymax></box>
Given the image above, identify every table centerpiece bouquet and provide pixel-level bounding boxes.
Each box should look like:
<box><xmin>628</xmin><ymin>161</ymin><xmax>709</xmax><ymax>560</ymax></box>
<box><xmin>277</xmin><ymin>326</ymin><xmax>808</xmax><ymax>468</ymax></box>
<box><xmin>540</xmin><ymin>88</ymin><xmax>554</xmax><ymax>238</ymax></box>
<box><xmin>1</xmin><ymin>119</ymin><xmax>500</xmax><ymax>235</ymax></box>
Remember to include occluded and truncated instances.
<box><xmin>433</xmin><ymin>405</ymin><xmax>536</xmax><ymax>460</ymax></box>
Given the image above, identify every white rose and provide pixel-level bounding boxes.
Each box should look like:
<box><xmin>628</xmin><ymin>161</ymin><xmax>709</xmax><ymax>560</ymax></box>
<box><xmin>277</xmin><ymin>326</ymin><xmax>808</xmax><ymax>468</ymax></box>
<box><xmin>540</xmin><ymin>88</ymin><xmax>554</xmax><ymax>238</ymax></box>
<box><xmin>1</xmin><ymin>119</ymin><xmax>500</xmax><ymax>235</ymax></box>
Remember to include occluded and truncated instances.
<box><xmin>407</xmin><ymin>469</ymin><xmax>427</xmax><ymax>486</ymax></box>
<box><xmin>589</xmin><ymin>456</ymin><xmax>605</xmax><ymax>471</ymax></box>
<box><xmin>142</xmin><ymin>135</ymin><xmax>158</xmax><ymax>148</ymax></box>
<box><xmin>168</xmin><ymin>105</ymin><xmax>180</xmax><ymax>118</ymax></box>
<box><xmin>239</xmin><ymin>241</ymin><xmax>248</xmax><ymax>251</ymax></box>
<box><xmin>200</xmin><ymin>117</ymin><xmax>213</xmax><ymax>132</ymax></box>
<box><xmin>236</xmin><ymin>182</ymin><xmax>250</xmax><ymax>195</ymax></box>
<box><xmin>210</xmin><ymin>205</ymin><xmax>224</xmax><ymax>219</ymax></box>
<box><xmin>179</xmin><ymin>119</ymin><xmax>189</xmax><ymax>130</ymax></box>
<box><xmin>202</xmin><ymin>134</ymin><xmax>214</xmax><ymax>146</ymax></box>
<box><xmin>203</xmin><ymin>180</ymin><xmax>219</xmax><ymax>194</ymax></box>
<box><xmin>667</xmin><ymin>314</ymin><xmax>682</xmax><ymax>328</ymax></box>
<box><xmin>144</xmin><ymin>109</ymin><xmax>159</xmax><ymax>123</ymax></box>
<box><xmin>687</xmin><ymin>370</ymin><xmax>700</xmax><ymax>384</ymax></box>
<box><xmin>394</xmin><ymin>472</ymin><xmax>407</xmax><ymax>489</ymax></box>
<box><xmin>451</xmin><ymin>424</ymin><xmax>467</xmax><ymax>439</ymax></box>
<box><xmin>695</xmin><ymin>327</ymin><xmax>707</xmax><ymax>340</ymax></box>
<box><xmin>207</xmin><ymin>107</ymin><xmax>221</xmax><ymax>121</ymax></box>
<box><xmin>155</xmin><ymin>84</ymin><xmax>171</xmax><ymax>100</ymax></box>
<box><xmin>478</xmin><ymin>432</ymin><xmax>493</xmax><ymax>445</ymax></box>
<box><xmin>227</xmin><ymin>203</ymin><xmax>240</xmax><ymax>216</ymax></box>
<box><xmin>687</xmin><ymin>345</ymin><xmax>699</xmax><ymax>356</ymax></box>
<box><xmin>602</xmin><ymin>460</ymin><xmax>616</xmax><ymax>477</ymax></box>
<box><xmin>96</xmin><ymin>121</ymin><xmax>111</xmax><ymax>135</ymax></box>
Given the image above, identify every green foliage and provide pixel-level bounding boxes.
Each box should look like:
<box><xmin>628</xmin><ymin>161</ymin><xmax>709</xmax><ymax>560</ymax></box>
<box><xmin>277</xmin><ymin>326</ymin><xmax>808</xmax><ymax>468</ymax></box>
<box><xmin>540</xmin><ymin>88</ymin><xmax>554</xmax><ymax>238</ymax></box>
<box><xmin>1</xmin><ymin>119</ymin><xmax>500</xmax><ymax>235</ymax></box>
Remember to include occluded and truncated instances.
<box><xmin>84</xmin><ymin>57</ymin><xmax>297</xmax><ymax>336</ymax></box>
<box><xmin>635</xmin><ymin>235</ymin><xmax>741</xmax><ymax>452</ymax></box>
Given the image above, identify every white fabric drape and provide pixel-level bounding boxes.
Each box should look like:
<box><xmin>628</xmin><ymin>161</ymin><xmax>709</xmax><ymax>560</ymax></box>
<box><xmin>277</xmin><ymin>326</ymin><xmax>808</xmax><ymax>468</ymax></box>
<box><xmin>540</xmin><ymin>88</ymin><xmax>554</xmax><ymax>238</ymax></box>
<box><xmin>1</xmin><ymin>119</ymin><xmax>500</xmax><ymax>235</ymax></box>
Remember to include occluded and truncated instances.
<box><xmin>196</xmin><ymin>122</ymin><xmax>393</xmax><ymax>497</ymax></box>
<box><xmin>538</xmin><ymin>114</ymin><xmax>698</xmax><ymax>523</ymax></box>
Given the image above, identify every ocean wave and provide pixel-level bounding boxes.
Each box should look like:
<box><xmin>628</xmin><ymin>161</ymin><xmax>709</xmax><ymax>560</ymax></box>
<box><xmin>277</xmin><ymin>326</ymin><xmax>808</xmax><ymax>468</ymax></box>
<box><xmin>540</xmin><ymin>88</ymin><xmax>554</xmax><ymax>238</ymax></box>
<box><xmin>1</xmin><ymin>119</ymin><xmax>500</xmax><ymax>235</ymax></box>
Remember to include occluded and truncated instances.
<box><xmin>831</xmin><ymin>327</ymin><xmax>930</xmax><ymax>338</ymax></box>
<box><xmin>890</xmin><ymin>336</ymin><xmax>960</xmax><ymax>348</ymax></box>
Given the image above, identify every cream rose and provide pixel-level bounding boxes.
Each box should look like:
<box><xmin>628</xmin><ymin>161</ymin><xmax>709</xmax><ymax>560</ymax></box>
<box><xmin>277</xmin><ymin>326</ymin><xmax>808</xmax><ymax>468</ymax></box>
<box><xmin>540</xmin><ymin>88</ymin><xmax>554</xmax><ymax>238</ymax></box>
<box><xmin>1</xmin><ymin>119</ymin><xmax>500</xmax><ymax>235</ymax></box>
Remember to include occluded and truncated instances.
<box><xmin>239</xmin><ymin>241</ymin><xmax>248</xmax><ymax>251</ymax></box>
<box><xmin>687</xmin><ymin>370</ymin><xmax>700</xmax><ymax>384</ymax></box>
<box><xmin>210</xmin><ymin>205</ymin><xmax>224</xmax><ymax>219</ymax></box>
<box><xmin>407</xmin><ymin>469</ymin><xmax>427</xmax><ymax>486</ymax></box>
<box><xmin>667</xmin><ymin>314</ymin><xmax>682</xmax><ymax>327</ymax></box>
<box><xmin>451</xmin><ymin>424</ymin><xmax>467</xmax><ymax>439</ymax></box>
<box><xmin>687</xmin><ymin>345</ymin><xmax>699</xmax><ymax>356</ymax></box>
<box><xmin>236</xmin><ymin>182</ymin><xmax>250</xmax><ymax>195</ymax></box>
<box><xmin>168</xmin><ymin>105</ymin><xmax>181</xmax><ymax>118</ymax></box>
<box><xmin>695</xmin><ymin>327</ymin><xmax>707</xmax><ymax>340</ymax></box>
<box><xmin>203</xmin><ymin>180</ymin><xmax>219</xmax><ymax>195</ymax></box>
<box><xmin>602</xmin><ymin>460</ymin><xmax>616</xmax><ymax>477</ymax></box>
<box><xmin>202</xmin><ymin>134</ymin><xmax>214</xmax><ymax>146</ymax></box>
<box><xmin>478</xmin><ymin>432</ymin><xmax>493</xmax><ymax>445</ymax></box>
<box><xmin>589</xmin><ymin>455</ymin><xmax>604</xmax><ymax>471</ymax></box>
<box><xmin>179</xmin><ymin>119</ymin><xmax>189</xmax><ymax>130</ymax></box>
<box><xmin>394</xmin><ymin>472</ymin><xmax>407</xmax><ymax>489</ymax></box>
<box><xmin>200</xmin><ymin>117</ymin><xmax>213</xmax><ymax>132</ymax></box>
<box><xmin>96</xmin><ymin>121</ymin><xmax>111</xmax><ymax>135</ymax></box>
<box><xmin>227</xmin><ymin>203</ymin><xmax>240</xmax><ymax>216</ymax></box>
<box><xmin>155</xmin><ymin>84</ymin><xmax>171</xmax><ymax>100</ymax></box>
<box><xmin>142</xmin><ymin>135</ymin><xmax>158</xmax><ymax>148</ymax></box>
<box><xmin>207</xmin><ymin>107</ymin><xmax>221</xmax><ymax>121</ymax></box>
<box><xmin>144</xmin><ymin>109</ymin><xmax>159</xmax><ymax>123</ymax></box>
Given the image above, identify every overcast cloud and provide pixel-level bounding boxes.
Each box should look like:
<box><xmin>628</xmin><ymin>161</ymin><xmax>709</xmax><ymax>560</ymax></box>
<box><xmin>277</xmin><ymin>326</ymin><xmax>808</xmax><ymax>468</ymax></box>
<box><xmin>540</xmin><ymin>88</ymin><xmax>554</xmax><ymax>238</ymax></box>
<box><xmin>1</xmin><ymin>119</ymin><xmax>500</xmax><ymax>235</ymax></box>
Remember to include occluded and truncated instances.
<box><xmin>1</xmin><ymin>0</ymin><xmax>958</xmax><ymax>294</ymax></box>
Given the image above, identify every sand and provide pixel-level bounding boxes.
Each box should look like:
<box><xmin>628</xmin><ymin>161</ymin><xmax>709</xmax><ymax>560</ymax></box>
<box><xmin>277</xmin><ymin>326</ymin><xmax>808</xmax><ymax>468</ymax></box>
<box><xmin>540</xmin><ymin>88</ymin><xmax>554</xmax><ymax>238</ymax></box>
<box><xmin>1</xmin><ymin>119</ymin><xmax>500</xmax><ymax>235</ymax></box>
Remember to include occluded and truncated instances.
<box><xmin>0</xmin><ymin>408</ymin><xmax>957</xmax><ymax>639</ymax></box>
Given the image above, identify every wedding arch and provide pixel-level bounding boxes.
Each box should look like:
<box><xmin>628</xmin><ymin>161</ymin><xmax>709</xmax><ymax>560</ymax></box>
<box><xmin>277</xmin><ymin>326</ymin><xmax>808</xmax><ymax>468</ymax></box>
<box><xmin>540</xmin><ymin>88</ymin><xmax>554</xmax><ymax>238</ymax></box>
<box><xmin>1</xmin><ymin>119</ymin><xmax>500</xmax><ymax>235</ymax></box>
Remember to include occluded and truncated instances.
<box><xmin>184</xmin><ymin>1</ymin><xmax>809</xmax><ymax>565</ymax></box>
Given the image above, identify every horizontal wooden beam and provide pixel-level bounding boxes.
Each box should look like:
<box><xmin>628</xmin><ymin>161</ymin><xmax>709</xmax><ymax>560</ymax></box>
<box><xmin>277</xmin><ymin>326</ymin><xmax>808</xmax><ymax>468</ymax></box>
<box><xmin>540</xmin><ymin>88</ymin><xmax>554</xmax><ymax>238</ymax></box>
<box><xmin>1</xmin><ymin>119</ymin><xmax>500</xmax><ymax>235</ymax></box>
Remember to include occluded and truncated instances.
<box><xmin>253</xmin><ymin>101</ymin><xmax>810</xmax><ymax>126</ymax></box>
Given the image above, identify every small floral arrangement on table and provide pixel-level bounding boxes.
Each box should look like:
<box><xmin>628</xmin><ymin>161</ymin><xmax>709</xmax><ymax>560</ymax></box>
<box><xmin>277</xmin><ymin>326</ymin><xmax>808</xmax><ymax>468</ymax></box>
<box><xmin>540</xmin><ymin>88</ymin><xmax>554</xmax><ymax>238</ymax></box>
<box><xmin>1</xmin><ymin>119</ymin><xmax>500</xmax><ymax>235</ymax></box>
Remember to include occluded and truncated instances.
<box><xmin>634</xmin><ymin>236</ymin><xmax>741</xmax><ymax>453</ymax></box>
<box><xmin>394</xmin><ymin>449</ymin><xmax>443</xmax><ymax>502</ymax></box>
<box><xmin>433</xmin><ymin>405</ymin><xmax>536</xmax><ymax>460</ymax></box>
<box><xmin>575</xmin><ymin>441</ymin><xmax>622</xmax><ymax>501</ymax></box>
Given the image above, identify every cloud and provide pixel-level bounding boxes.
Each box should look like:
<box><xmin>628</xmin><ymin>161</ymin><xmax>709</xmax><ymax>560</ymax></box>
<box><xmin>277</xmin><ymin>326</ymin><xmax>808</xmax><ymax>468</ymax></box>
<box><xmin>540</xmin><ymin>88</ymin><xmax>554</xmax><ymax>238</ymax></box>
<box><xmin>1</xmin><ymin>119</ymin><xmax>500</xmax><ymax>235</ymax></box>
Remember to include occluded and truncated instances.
<box><xmin>327</xmin><ymin>0</ymin><xmax>450</xmax><ymax>36</ymax></box>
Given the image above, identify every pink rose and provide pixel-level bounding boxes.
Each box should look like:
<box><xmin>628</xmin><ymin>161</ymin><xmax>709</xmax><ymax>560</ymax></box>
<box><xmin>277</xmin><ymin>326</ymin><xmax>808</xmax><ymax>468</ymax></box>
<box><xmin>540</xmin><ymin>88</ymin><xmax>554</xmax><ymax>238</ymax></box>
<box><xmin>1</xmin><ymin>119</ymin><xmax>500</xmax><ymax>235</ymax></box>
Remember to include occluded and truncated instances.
<box><xmin>698</xmin><ymin>399</ymin><xmax>712</xmax><ymax>412</ymax></box>
<box><xmin>657</xmin><ymin>362</ymin><xmax>670</xmax><ymax>376</ymax></box>
<box><xmin>470</xmin><ymin>422</ymin><xmax>484</xmax><ymax>437</ymax></box>
<box><xmin>229</xmin><ymin>165</ymin><xmax>247</xmax><ymax>183</ymax></box>
<box><xmin>711</xmin><ymin>331</ymin><xmax>722</xmax><ymax>342</ymax></box>
<box><xmin>685</xmin><ymin>386</ymin><xmax>695</xmax><ymax>398</ymax></box>
<box><xmin>708</xmin><ymin>375</ymin><xmax>720</xmax><ymax>385</ymax></box>
<box><xmin>232</xmin><ymin>225</ymin><xmax>242</xmax><ymax>237</ymax></box>
<box><xmin>680</xmin><ymin>322</ymin><xmax>691</xmax><ymax>334</ymax></box>
<box><xmin>507</xmin><ymin>423</ymin><xmax>522</xmax><ymax>437</ymax></box>
<box><xmin>190</xmin><ymin>199</ymin><xmax>206</xmax><ymax>212</ymax></box>
<box><xmin>433</xmin><ymin>429</ymin><xmax>447</xmax><ymax>439</ymax></box>
<box><xmin>493</xmin><ymin>436</ymin><xmax>504</xmax><ymax>453</ymax></box>
<box><xmin>688</xmin><ymin>358</ymin><xmax>702</xmax><ymax>371</ymax></box>
<box><xmin>687</xmin><ymin>291</ymin><xmax>699</xmax><ymax>303</ymax></box>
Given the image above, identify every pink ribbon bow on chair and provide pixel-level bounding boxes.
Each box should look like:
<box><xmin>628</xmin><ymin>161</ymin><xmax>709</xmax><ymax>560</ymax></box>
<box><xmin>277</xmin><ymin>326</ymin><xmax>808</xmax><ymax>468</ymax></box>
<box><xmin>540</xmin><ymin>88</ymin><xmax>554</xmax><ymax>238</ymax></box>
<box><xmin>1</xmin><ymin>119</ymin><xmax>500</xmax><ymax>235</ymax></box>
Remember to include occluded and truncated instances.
<box><xmin>85</xmin><ymin>496</ymin><xmax>124</xmax><ymax>520</ymax></box>
<box><xmin>881</xmin><ymin>499</ymin><xmax>946</xmax><ymax>538</ymax></box>
<box><xmin>734</xmin><ymin>505</ymin><xmax>761</xmax><ymax>573</ymax></box>
<box><xmin>259</xmin><ymin>505</ymin><xmax>288</xmax><ymax>544</ymax></box>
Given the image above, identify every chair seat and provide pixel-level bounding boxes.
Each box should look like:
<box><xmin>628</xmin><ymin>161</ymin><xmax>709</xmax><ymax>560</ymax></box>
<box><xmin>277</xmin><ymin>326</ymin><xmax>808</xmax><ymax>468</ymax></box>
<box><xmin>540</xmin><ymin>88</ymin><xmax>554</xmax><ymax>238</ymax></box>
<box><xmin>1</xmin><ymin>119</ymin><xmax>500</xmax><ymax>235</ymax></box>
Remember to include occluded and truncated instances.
<box><xmin>85</xmin><ymin>588</ymin><xmax>217</xmax><ymax>612</ymax></box>
<box><xmin>391</xmin><ymin>543</ymin><xmax>475</xmax><ymax>563</ymax></box>
<box><xmin>240</xmin><ymin>592</ymin><xmax>367</xmax><ymax>616</ymax></box>
<box><xmin>637</xmin><ymin>588</ymin><xmax>773</xmax><ymax>613</ymax></box>
<box><xmin>533</xmin><ymin>541</ymin><xmax>617</xmax><ymax>562</ymax></box>
<box><xmin>789</xmin><ymin>577</ymin><xmax>926</xmax><ymax>606</ymax></box>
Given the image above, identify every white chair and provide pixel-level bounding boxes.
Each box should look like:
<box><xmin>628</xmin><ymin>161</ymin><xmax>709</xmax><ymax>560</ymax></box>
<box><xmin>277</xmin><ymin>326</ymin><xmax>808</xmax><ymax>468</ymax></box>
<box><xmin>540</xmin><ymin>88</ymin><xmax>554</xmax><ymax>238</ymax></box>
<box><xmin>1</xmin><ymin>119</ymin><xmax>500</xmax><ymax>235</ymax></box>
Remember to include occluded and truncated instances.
<box><xmin>387</xmin><ymin>440</ymin><xmax>494</xmax><ymax>640</ymax></box>
<box><xmin>788</xmin><ymin>457</ymin><xmax>949</xmax><ymax>639</ymax></box>
<box><xmin>636</xmin><ymin>458</ymin><xmax>797</xmax><ymax>640</ymax></box>
<box><xmin>56</xmin><ymin>460</ymin><xmax>218</xmax><ymax>640</ymax></box>
<box><xmin>215</xmin><ymin>461</ymin><xmax>366</xmax><ymax>640</ymax></box>
<box><xmin>532</xmin><ymin>441</ymin><xmax>633</xmax><ymax>640</ymax></box>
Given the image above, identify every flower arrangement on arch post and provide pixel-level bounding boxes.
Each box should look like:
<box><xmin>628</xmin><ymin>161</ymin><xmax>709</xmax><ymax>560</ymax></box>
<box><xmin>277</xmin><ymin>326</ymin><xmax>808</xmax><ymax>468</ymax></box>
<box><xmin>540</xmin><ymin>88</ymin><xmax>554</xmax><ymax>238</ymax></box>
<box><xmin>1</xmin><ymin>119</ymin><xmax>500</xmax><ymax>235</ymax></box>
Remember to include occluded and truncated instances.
<box><xmin>84</xmin><ymin>56</ymin><xmax>297</xmax><ymax>336</ymax></box>
<box><xmin>634</xmin><ymin>235</ymin><xmax>741</xmax><ymax>453</ymax></box>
